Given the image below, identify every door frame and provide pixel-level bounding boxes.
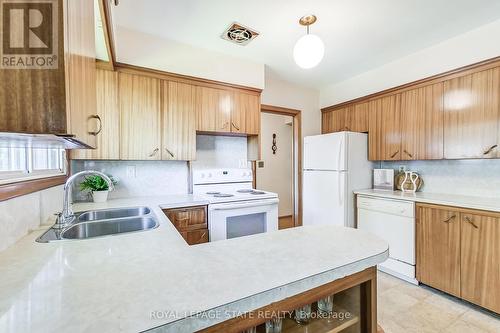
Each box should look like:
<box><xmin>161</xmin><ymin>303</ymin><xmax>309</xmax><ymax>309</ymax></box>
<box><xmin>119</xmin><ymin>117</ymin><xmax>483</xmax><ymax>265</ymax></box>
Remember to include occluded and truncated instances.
<box><xmin>259</xmin><ymin>104</ymin><xmax>302</xmax><ymax>227</ymax></box>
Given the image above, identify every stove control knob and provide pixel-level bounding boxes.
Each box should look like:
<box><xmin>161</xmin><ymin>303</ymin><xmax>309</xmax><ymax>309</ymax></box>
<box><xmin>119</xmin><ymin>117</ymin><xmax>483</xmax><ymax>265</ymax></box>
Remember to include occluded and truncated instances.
<box><xmin>208</xmin><ymin>173</ymin><xmax>212</xmax><ymax>178</ymax></box>
<box><xmin>200</xmin><ymin>173</ymin><xmax>205</xmax><ymax>178</ymax></box>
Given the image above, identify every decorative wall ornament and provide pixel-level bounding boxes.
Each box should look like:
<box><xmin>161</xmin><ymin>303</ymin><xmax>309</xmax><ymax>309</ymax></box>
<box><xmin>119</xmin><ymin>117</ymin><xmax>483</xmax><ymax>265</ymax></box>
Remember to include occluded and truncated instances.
<box><xmin>272</xmin><ymin>133</ymin><xmax>277</xmax><ymax>154</ymax></box>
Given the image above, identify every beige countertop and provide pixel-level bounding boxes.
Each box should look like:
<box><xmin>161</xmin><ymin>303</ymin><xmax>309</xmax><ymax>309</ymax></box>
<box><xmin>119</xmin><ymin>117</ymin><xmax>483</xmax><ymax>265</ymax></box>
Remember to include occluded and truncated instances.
<box><xmin>0</xmin><ymin>195</ymin><xmax>388</xmax><ymax>333</ymax></box>
<box><xmin>355</xmin><ymin>189</ymin><xmax>500</xmax><ymax>213</ymax></box>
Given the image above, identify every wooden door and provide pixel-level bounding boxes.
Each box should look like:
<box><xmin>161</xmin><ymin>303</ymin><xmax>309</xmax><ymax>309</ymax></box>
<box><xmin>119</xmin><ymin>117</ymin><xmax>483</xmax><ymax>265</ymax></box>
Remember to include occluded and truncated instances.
<box><xmin>233</xmin><ymin>92</ymin><xmax>260</xmax><ymax>135</ymax></box>
<box><xmin>346</xmin><ymin>102</ymin><xmax>369</xmax><ymax>132</ymax></box>
<box><xmin>368</xmin><ymin>94</ymin><xmax>401</xmax><ymax>160</ymax></box>
<box><xmin>400</xmin><ymin>83</ymin><xmax>444</xmax><ymax>160</ymax></box>
<box><xmin>322</xmin><ymin>108</ymin><xmax>347</xmax><ymax>133</ymax></box>
<box><xmin>416</xmin><ymin>205</ymin><xmax>461</xmax><ymax>297</ymax></box>
<box><xmin>73</xmin><ymin>69</ymin><xmax>120</xmax><ymax>159</ymax></box>
<box><xmin>196</xmin><ymin>87</ymin><xmax>232</xmax><ymax>133</ymax></box>
<box><xmin>443</xmin><ymin>67</ymin><xmax>500</xmax><ymax>158</ymax></box>
<box><xmin>65</xmin><ymin>0</ymin><xmax>97</xmax><ymax>148</ymax></box>
<box><xmin>460</xmin><ymin>212</ymin><xmax>500</xmax><ymax>312</ymax></box>
<box><xmin>162</xmin><ymin>81</ymin><xmax>197</xmax><ymax>160</ymax></box>
<box><xmin>119</xmin><ymin>72</ymin><xmax>161</xmax><ymax>160</ymax></box>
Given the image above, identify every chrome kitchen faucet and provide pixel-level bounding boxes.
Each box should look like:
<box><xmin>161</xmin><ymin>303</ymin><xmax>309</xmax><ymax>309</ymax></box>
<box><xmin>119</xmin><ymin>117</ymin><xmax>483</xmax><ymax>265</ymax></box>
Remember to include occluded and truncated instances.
<box><xmin>55</xmin><ymin>170</ymin><xmax>114</xmax><ymax>229</ymax></box>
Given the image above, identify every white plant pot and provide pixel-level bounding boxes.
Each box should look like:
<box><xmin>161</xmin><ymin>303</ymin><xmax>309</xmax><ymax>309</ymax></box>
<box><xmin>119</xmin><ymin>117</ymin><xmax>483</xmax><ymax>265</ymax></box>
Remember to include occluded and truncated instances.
<box><xmin>92</xmin><ymin>190</ymin><xmax>109</xmax><ymax>203</ymax></box>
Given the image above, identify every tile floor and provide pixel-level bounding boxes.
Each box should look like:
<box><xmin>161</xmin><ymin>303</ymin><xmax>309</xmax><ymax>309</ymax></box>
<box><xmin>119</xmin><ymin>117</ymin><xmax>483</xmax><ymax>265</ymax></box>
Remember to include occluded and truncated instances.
<box><xmin>377</xmin><ymin>272</ymin><xmax>500</xmax><ymax>333</ymax></box>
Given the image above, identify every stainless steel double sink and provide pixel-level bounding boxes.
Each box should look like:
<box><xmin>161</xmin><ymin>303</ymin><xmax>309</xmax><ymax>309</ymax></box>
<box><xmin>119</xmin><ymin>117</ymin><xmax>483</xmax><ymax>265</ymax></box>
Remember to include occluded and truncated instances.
<box><xmin>36</xmin><ymin>206</ymin><xmax>159</xmax><ymax>242</ymax></box>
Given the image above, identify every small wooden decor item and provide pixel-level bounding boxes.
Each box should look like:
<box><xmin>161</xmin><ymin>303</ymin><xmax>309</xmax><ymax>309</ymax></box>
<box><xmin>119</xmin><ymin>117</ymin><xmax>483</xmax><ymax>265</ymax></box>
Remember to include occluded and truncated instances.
<box><xmin>272</xmin><ymin>133</ymin><xmax>277</xmax><ymax>154</ymax></box>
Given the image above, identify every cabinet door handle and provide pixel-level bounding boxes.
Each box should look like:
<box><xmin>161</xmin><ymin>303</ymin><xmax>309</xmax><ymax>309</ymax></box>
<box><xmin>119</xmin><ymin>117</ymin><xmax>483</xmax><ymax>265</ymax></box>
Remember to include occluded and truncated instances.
<box><xmin>88</xmin><ymin>115</ymin><xmax>102</xmax><ymax>136</ymax></box>
<box><xmin>403</xmin><ymin>149</ymin><xmax>413</xmax><ymax>158</ymax></box>
<box><xmin>165</xmin><ymin>148</ymin><xmax>175</xmax><ymax>158</ymax></box>
<box><xmin>464</xmin><ymin>216</ymin><xmax>478</xmax><ymax>229</ymax></box>
<box><xmin>149</xmin><ymin>148</ymin><xmax>159</xmax><ymax>157</ymax></box>
<box><xmin>443</xmin><ymin>215</ymin><xmax>456</xmax><ymax>223</ymax></box>
<box><xmin>390</xmin><ymin>150</ymin><xmax>399</xmax><ymax>158</ymax></box>
<box><xmin>483</xmin><ymin>144</ymin><xmax>498</xmax><ymax>155</ymax></box>
<box><xmin>231</xmin><ymin>122</ymin><xmax>240</xmax><ymax>131</ymax></box>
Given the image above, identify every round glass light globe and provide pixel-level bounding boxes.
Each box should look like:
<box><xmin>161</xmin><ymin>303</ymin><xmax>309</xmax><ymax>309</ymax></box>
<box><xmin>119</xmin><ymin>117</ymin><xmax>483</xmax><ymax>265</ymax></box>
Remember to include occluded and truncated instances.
<box><xmin>293</xmin><ymin>34</ymin><xmax>324</xmax><ymax>69</ymax></box>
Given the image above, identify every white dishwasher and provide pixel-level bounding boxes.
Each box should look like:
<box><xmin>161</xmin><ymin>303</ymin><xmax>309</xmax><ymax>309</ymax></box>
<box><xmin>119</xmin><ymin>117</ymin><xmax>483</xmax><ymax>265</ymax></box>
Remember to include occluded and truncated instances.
<box><xmin>357</xmin><ymin>195</ymin><xmax>417</xmax><ymax>284</ymax></box>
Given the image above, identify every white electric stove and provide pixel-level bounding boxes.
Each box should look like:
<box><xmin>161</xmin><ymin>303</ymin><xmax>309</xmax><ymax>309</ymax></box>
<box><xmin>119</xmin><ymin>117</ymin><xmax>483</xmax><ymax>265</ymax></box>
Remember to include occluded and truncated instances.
<box><xmin>192</xmin><ymin>168</ymin><xmax>279</xmax><ymax>242</ymax></box>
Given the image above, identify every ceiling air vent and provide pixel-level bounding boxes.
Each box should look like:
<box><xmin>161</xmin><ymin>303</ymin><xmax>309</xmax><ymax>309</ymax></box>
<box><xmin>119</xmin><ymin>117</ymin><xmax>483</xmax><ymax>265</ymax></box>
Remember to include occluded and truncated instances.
<box><xmin>221</xmin><ymin>23</ymin><xmax>259</xmax><ymax>46</ymax></box>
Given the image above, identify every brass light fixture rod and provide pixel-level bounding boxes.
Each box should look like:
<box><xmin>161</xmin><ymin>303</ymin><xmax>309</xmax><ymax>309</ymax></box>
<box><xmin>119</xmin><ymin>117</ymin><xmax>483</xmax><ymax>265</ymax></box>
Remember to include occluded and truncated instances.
<box><xmin>299</xmin><ymin>15</ymin><xmax>317</xmax><ymax>34</ymax></box>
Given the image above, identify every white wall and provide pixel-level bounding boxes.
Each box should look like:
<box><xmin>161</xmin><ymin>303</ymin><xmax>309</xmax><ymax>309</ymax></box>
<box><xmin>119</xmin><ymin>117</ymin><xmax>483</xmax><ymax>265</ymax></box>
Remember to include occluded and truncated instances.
<box><xmin>115</xmin><ymin>27</ymin><xmax>265</xmax><ymax>89</ymax></box>
<box><xmin>320</xmin><ymin>19</ymin><xmax>500</xmax><ymax>107</ymax></box>
<box><xmin>257</xmin><ymin>113</ymin><xmax>293</xmax><ymax>216</ymax></box>
<box><xmin>0</xmin><ymin>185</ymin><xmax>63</xmax><ymax>252</ymax></box>
<box><xmin>261</xmin><ymin>72</ymin><xmax>321</xmax><ymax>138</ymax></box>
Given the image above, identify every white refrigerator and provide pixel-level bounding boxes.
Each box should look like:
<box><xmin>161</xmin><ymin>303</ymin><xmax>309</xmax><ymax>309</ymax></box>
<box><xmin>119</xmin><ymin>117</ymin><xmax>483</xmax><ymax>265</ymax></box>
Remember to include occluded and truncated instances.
<box><xmin>303</xmin><ymin>132</ymin><xmax>373</xmax><ymax>228</ymax></box>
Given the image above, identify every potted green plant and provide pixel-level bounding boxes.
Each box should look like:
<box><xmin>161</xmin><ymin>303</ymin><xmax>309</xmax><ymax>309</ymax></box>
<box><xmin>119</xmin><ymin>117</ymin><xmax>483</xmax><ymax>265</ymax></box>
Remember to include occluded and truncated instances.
<box><xmin>79</xmin><ymin>174</ymin><xmax>117</xmax><ymax>203</ymax></box>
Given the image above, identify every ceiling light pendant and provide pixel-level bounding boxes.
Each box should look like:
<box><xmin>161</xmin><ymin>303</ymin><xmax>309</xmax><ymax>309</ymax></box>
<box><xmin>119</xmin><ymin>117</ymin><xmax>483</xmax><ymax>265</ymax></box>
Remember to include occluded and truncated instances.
<box><xmin>293</xmin><ymin>15</ymin><xmax>324</xmax><ymax>69</ymax></box>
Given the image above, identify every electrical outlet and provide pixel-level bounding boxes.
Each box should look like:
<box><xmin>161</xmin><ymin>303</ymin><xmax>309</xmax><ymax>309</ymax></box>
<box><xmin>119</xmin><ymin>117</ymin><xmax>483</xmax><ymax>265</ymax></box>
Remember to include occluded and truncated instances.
<box><xmin>398</xmin><ymin>165</ymin><xmax>406</xmax><ymax>173</ymax></box>
<box><xmin>126</xmin><ymin>165</ymin><xmax>136</xmax><ymax>178</ymax></box>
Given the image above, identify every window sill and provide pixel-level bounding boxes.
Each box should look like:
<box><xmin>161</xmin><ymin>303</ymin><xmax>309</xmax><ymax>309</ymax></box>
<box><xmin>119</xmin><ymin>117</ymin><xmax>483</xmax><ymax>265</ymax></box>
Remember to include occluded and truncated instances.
<box><xmin>0</xmin><ymin>175</ymin><xmax>67</xmax><ymax>202</ymax></box>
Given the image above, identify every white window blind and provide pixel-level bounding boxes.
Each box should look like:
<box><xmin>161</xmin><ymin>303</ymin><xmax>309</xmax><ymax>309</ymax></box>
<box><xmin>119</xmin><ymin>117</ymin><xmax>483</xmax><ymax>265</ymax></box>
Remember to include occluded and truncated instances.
<box><xmin>0</xmin><ymin>147</ymin><xmax>67</xmax><ymax>184</ymax></box>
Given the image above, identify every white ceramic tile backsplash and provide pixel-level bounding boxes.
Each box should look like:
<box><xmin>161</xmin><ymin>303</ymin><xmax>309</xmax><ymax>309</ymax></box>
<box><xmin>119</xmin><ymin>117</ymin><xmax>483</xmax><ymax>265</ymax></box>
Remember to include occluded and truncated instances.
<box><xmin>0</xmin><ymin>185</ymin><xmax>63</xmax><ymax>252</ymax></box>
<box><xmin>71</xmin><ymin>160</ymin><xmax>189</xmax><ymax>201</ymax></box>
<box><xmin>381</xmin><ymin>159</ymin><xmax>500</xmax><ymax>198</ymax></box>
<box><xmin>192</xmin><ymin>135</ymin><xmax>248</xmax><ymax>169</ymax></box>
<box><xmin>70</xmin><ymin>135</ymin><xmax>249</xmax><ymax>201</ymax></box>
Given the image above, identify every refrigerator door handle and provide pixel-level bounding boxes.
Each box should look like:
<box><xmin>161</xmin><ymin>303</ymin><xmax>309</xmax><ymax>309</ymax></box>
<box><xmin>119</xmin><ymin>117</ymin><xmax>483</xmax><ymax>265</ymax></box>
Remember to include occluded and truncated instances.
<box><xmin>337</xmin><ymin>137</ymin><xmax>343</xmax><ymax>171</ymax></box>
<box><xmin>339</xmin><ymin>173</ymin><xmax>344</xmax><ymax>206</ymax></box>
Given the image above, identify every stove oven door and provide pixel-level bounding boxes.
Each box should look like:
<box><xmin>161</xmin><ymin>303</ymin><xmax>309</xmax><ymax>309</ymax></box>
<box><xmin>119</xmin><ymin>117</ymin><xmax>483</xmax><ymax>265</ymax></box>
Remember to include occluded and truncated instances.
<box><xmin>208</xmin><ymin>198</ymin><xmax>279</xmax><ymax>241</ymax></box>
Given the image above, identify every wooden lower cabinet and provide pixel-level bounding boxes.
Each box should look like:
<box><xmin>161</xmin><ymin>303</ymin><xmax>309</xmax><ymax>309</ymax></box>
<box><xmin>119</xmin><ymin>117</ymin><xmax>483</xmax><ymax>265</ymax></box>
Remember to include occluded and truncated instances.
<box><xmin>460</xmin><ymin>212</ymin><xmax>500</xmax><ymax>313</ymax></box>
<box><xmin>163</xmin><ymin>205</ymin><xmax>208</xmax><ymax>245</ymax></box>
<box><xmin>199</xmin><ymin>267</ymin><xmax>379</xmax><ymax>333</ymax></box>
<box><xmin>416</xmin><ymin>205</ymin><xmax>461</xmax><ymax>297</ymax></box>
<box><xmin>416</xmin><ymin>203</ymin><xmax>500</xmax><ymax>313</ymax></box>
<box><xmin>180</xmin><ymin>229</ymin><xmax>209</xmax><ymax>245</ymax></box>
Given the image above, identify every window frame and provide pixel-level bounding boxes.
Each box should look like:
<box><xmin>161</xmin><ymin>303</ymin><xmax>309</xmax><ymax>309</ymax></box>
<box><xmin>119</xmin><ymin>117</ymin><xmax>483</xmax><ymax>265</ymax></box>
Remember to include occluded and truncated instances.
<box><xmin>0</xmin><ymin>148</ymin><xmax>69</xmax><ymax>202</ymax></box>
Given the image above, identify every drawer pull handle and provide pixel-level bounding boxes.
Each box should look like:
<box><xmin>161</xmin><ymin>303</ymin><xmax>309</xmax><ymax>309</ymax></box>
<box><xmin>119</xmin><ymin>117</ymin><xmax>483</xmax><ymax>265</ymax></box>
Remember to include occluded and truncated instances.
<box><xmin>483</xmin><ymin>144</ymin><xmax>498</xmax><ymax>155</ymax></box>
<box><xmin>88</xmin><ymin>115</ymin><xmax>102</xmax><ymax>136</ymax></box>
<box><xmin>443</xmin><ymin>215</ymin><xmax>456</xmax><ymax>223</ymax></box>
<box><xmin>231</xmin><ymin>122</ymin><xmax>240</xmax><ymax>131</ymax></box>
<box><xmin>403</xmin><ymin>149</ymin><xmax>413</xmax><ymax>158</ymax></box>
<box><xmin>390</xmin><ymin>150</ymin><xmax>399</xmax><ymax>158</ymax></box>
<box><xmin>149</xmin><ymin>148</ymin><xmax>159</xmax><ymax>157</ymax></box>
<box><xmin>165</xmin><ymin>148</ymin><xmax>175</xmax><ymax>158</ymax></box>
<box><xmin>464</xmin><ymin>216</ymin><xmax>478</xmax><ymax>229</ymax></box>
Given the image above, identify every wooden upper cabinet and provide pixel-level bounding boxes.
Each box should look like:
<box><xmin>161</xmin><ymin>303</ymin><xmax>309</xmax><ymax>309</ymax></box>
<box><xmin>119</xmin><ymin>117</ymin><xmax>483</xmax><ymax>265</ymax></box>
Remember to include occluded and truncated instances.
<box><xmin>197</xmin><ymin>87</ymin><xmax>232</xmax><ymax>133</ymax></box>
<box><xmin>65</xmin><ymin>0</ymin><xmax>97</xmax><ymax>149</ymax></box>
<box><xmin>368</xmin><ymin>94</ymin><xmax>402</xmax><ymax>160</ymax></box>
<box><xmin>460</xmin><ymin>212</ymin><xmax>500</xmax><ymax>313</ymax></box>
<box><xmin>196</xmin><ymin>87</ymin><xmax>260</xmax><ymax>135</ymax></box>
<box><xmin>162</xmin><ymin>81</ymin><xmax>197</xmax><ymax>161</ymax></box>
<box><xmin>444</xmin><ymin>67</ymin><xmax>500</xmax><ymax>159</ymax></box>
<box><xmin>322</xmin><ymin>108</ymin><xmax>347</xmax><ymax>133</ymax></box>
<box><xmin>400</xmin><ymin>83</ymin><xmax>444</xmax><ymax>160</ymax></box>
<box><xmin>233</xmin><ymin>92</ymin><xmax>260</xmax><ymax>135</ymax></box>
<box><xmin>347</xmin><ymin>102</ymin><xmax>369</xmax><ymax>132</ymax></box>
<box><xmin>416</xmin><ymin>204</ymin><xmax>461</xmax><ymax>297</ymax></box>
<box><xmin>73</xmin><ymin>69</ymin><xmax>120</xmax><ymax>159</ymax></box>
<box><xmin>0</xmin><ymin>0</ymin><xmax>96</xmax><ymax>142</ymax></box>
<box><xmin>119</xmin><ymin>72</ymin><xmax>161</xmax><ymax>160</ymax></box>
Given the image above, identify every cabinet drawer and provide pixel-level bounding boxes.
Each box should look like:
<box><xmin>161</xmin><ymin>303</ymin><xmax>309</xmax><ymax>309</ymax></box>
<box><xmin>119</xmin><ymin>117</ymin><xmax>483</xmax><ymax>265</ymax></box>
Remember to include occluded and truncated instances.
<box><xmin>163</xmin><ymin>206</ymin><xmax>207</xmax><ymax>231</ymax></box>
<box><xmin>180</xmin><ymin>229</ymin><xmax>209</xmax><ymax>245</ymax></box>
